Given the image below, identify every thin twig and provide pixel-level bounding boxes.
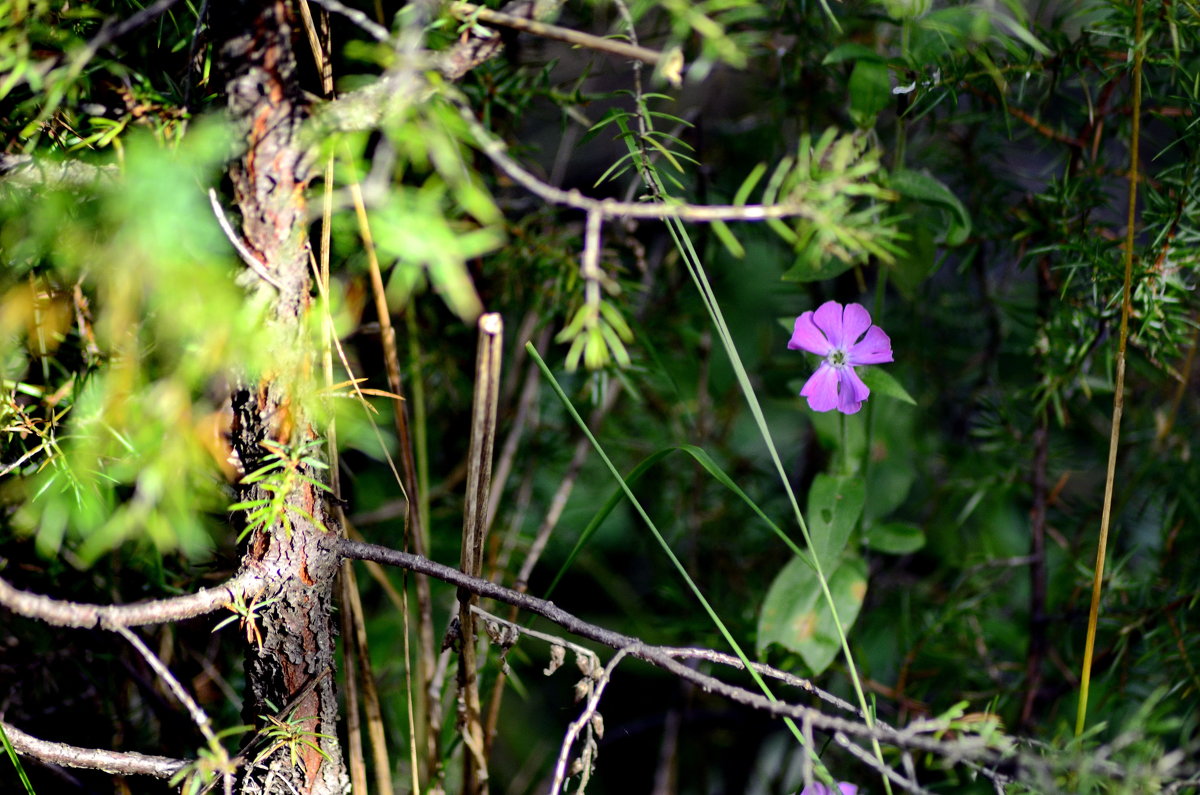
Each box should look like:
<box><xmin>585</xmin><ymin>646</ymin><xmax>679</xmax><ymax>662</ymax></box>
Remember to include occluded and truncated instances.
<box><xmin>655</xmin><ymin>646</ymin><xmax>859</xmax><ymax>716</ymax></box>
<box><xmin>0</xmin><ymin>571</ymin><xmax>262</xmax><ymax>629</ymax></box>
<box><xmin>208</xmin><ymin>189</ymin><xmax>284</xmax><ymax>290</ymax></box>
<box><xmin>833</xmin><ymin>732</ymin><xmax>934</xmax><ymax>795</ymax></box>
<box><xmin>307</xmin><ymin>0</ymin><xmax>390</xmax><ymax>41</ymax></box>
<box><xmin>450</xmin><ymin>2</ymin><xmax>668</xmax><ymax>67</ymax></box>
<box><xmin>0</xmin><ymin>720</ymin><xmax>187</xmax><ymax>779</ymax></box>
<box><xmin>114</xmin><ymin>627</ymin><xmax>222</xmax><ymax>750</ymax></box>
<box><xmin>548</xmin><ymin>647</ymin><xmax>631</xmax><ymax>795</ymax></box>
<box><xmin>454</xmin><ymin>99</ymin><xmax>826</xmax><ymax>223</ymax></box>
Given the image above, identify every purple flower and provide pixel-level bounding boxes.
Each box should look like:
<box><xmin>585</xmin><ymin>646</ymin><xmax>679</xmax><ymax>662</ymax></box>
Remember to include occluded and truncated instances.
<box><xmin>798</xmin><ymin>783</ymin><xmax>858</xmax><ymax>795</ymax></box>
<box><xmin>789</xmin><ymin>300</ymin><xmax>893</xmax><ymax>415</ymax></box>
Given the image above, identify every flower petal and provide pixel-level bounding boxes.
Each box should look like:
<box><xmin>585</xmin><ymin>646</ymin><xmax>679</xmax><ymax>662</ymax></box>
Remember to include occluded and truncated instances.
<box><xmin>836</xmin><ymin>366</ymin><xmax>869</xmax><ymax>414</ymax></box>
<box><xmin>800</xmin><ymin>363</ymin><xmax>840</xmax><ymax>412</ymax></box>
<box><xmin>798</xmin><ymin>785</ymin><xmax>857</xmax><ymax>795</ymax></box>
<box><xmin>844</xmin><ymin>365</ymin><xmax>871</xmax><ymax>402</ymax></box>
<box><xmin>811</xmin><ymin>301</ymin><xmax>845</xmax><ymax>348</ymax></box>
<box><xmin>841</xmin><ymin>303</ymin><xmax>873</xmax><ymax>347</ymax></box>
<box><xmin>847</xmin><ymin>325</ymin><xmax>893</xmax><ymax>365</ymax></box>
<box><xmin>788</xmin><ymin>311</ymin><xmax>833</xmax><ymax>355</ymax></box>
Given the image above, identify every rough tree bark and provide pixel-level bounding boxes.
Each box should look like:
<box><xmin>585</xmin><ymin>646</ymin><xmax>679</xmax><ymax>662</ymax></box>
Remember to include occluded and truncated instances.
<box><xmin>215</xmin><ymin>1</ymin><xmax>349</xmax><ymax>792</ymax></box>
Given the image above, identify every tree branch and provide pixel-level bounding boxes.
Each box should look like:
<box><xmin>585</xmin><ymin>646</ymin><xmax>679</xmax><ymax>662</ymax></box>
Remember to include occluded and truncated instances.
<box><xmin>343</xmin><ymin>538</ymin><xmax>1191</xmax><ymax>785</ymax></box>
<box><xmin>0</xmin><ymin>720</ymin><xmax>187</xmax><ymax>779</ymax></box>
<box><xmin>337</xmin><ymin>539</ymin><xmax>1004</xmax><ymax>766</ymax></box>
<box><xmin>449</xmin><ymin>2</ymin><xmax>669</xmax><ymax>68</ymax></box>
<box><xmin>0</xmin><ymin>570</ymin><xmax>264</xmax><ymax>629</ymax></box>
<box><xmin>452</xmin><ymin>97</ymin><xmax>823</xmax><ymax>223</ymax></box>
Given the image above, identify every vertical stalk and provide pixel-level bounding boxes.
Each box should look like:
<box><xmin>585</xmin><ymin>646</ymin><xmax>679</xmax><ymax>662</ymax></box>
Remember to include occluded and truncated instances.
<box><xmin>350</xmin><ymin>176</ymin><xmax>440</xmax><ymax>773</ymax></box>
<box><xmin>458</xmin><ymin>313</ymin><xmax>503</xmax><ymax>795</ymax></box>
<box><xmin>1075</xmin><ymin>0</ymin><xmax>1143</xmax><ymax>736</ymax></box>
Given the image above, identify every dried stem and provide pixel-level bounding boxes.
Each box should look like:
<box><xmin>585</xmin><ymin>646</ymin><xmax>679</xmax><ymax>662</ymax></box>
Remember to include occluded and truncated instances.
<box><xmin>349</xmin><ymin>170</ymin><xmax>439</xmax><ymax>775</ymax></box>
<box><xmin>1075</xmin><ymin>0</ymin><xmax>1143</xmax><ymax>737</ymax></box>
<box><xmin>458</xmin><ymin>312</ymin><xmax>504</xmax><ymax>794</ymax></box>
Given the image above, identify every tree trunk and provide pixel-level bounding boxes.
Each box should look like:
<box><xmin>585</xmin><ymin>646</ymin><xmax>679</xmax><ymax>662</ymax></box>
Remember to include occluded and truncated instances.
<box><xmin>216</xmin><ymin>1</ymin><xmax>348</xmax><ymax>792</ymax></box>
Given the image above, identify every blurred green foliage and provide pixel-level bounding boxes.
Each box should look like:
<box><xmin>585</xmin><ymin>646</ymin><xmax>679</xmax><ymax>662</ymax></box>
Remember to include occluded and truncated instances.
<box><xmin>2</xmin><ymin>0</ymin><xmax>1200</xmax><ymax>792</ymax></box>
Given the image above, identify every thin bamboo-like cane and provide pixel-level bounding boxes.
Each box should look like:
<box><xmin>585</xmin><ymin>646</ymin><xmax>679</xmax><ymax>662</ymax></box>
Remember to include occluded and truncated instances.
<box><xmin>458</xmin><ymin>313</ymin><xmax>503</xmax><ymax>795</ymax></box>
<box><xmin>1075</xmin><ymin>0</ymin><xmax>1143</xmax><ymax>736</ymax></box>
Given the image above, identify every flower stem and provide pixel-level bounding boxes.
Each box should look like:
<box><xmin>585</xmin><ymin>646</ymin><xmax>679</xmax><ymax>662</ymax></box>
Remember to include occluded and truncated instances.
<box><xmin>840</xmin><ymin>412</ymin><xmax>852</xmax><ymax>476</ymax></box>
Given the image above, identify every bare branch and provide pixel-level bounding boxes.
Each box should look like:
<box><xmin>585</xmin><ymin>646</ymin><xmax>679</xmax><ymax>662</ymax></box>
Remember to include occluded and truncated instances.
<box><xmin>344</xmin><ymin>539</ymin><xmax>1190</xmax><ymax>787</ymax></box>
<box><xmin>449</xmin><ymin>2</ymin><xmax>670</xmax><ymax>69</ymax></box>
<box><xmin>0</xmin><ymin>570</ymin><xmax>264</xmax><ymax>630</ymax></box>
<box><xmin>438</xmin><ymin>0</ymin><xmax>566</xmax><ymax>81</ymax></box>
<box><xmin>339</xmin><ymin>539</ymin><xmax>981</xmax><ymax>759</ymax></box>
<box><xmin>1</xmin><ymin>719</ymin><xmax>187</xmax><ymax>779</ymax></box>
<box><xmin>833</xmin><ymin>732</ymin><xmax>935</xmax><ymax>795</ymax></box>
<box><xmin>115</xmin><ymin>626</ymin><xmax>222</xmax><ymax>749</ymax></box>
<box><xmin>452</xmin><ymin>98</ymin><xmax>821</xmax><ymax>223</ymax></box>
<box><xmin>305</xmin><ymin>0</ymin><xmax>390</xmax><ymax>42</ymax></box>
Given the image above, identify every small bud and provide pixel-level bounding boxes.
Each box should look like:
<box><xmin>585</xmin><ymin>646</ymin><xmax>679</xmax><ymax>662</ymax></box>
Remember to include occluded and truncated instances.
<box><xmin>573</xmin><ymin>679</ymin><xmax>590</xmax><ymax>702</ymax></box>
<box><xmin>544</xmin><ymin>644</ymin><xmax>566</xmax><ymax>676</ymax></box>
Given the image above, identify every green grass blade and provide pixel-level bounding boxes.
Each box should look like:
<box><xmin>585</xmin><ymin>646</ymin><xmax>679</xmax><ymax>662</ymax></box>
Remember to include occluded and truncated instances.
<box><xmin>0</xmin><ymin>721</ymin><xmax>36</xmax><ymax>795</ymax></box>
<box><xmin>544</xmin><ymin>444</ymin><xmax>809</xmax><ymax>597</ymax></box>
<box><xmin>528</xmin><ymin>344</ymin><xmax>831</xmax><ymax>779</ymax></box>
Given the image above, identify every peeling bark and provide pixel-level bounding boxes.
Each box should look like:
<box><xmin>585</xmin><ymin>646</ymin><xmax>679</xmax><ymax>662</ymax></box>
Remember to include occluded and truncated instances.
<box><xmin>216</xmin><ymin>1</ymin><xmax>348</xmax><ymax>792</ymax></box>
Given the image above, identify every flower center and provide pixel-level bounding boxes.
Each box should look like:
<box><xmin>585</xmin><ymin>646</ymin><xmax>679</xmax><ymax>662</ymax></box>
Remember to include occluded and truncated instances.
<box><xmin>827</xmin><ymin>348</ymin><xmax>848</xmax><ymax>367</ymax></box>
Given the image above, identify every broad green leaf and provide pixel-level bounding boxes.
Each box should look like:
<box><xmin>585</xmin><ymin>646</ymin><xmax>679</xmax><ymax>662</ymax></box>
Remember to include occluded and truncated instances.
<box><xmin>757</xmin><ymin>555</ymin><xmax>868</xmax><ymax>675</ymax></box>
<box><xmin>865</xmin><ymin>522</ymin><xmax>926</xmax><ymax>554</ymax></box>
<box><xmin>859</xmin><ymin>367</ymin><xmax>917</xmax><ymax>405</ymax></box>
<box><xmin>806</xmin><ymin>474</ymin><xmax>865</xmax><ymax>568</ymax></box>
<box><xmin>848</xmin><ymin>60</ymin><xmax>891</xmax><ymax>129</ymax></box>
<box><xmin>823</xmin><ymin>43</ymin><xmax>886</xmax><ymax>65</ymax></box>
<box><xmin>888</xmin><ymin>203</ymin><xmax>939</xmax><ymax>297</ymax></box>
<box><xmin>890</xmin><ymin>169</ymin><xmax>971</xmax><ymax>246</ymax></box>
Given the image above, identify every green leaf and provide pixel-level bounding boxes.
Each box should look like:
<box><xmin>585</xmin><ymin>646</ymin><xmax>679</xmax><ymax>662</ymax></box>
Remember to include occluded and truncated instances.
<box><xmin>733</xmin><ymin>163</ymin><xmax>767</xmax><ymax>206</ymax></box>
<box><xmin>823</xmin><ymin>43</ymin><xmax>886</xmax><ymax>65</ymax></box>
<box><xmin>859</xmin><ymin>367</ymin><xmax>916</xmax><ymax>405</ymax></box>
<box><xmin>806</xmin><ymin>474</ymin><xmax>865</xmax><ymax>568</ymax></box>
<box><xmin>757</xmin><ymin>555</ymin><xmax>868</xmax><ymax>675</ymax></box>
<box><xmin>890</xmin><ymin>169</ymin><xmax>971</xmax><ymax>246</ymax></box>
<box><xmin>865</xmin><ymin>522</ymin><xmax>926</xmax><ymax>554</ymax></box>
<box><xmin>710</xmin><ymin>219</ymin><xmax>746</xmax><ymax>258</ymax></box>
<box><xmin>780</xmin><ymin>256</ymin><xmax>858</xmax><ymax>283</ymax></box>
<box><xmin>848</xmin><ymin>60</ymin><xmax>891</xmax><ymax>129</ymax></box>
<box><xmin>888</xmin><ymin>203</ymin><xmax>939</xmax><ymax>296</ymax></box>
